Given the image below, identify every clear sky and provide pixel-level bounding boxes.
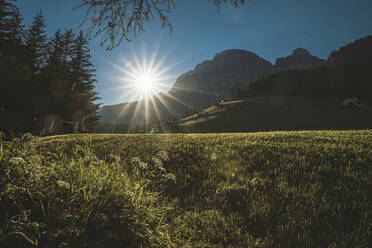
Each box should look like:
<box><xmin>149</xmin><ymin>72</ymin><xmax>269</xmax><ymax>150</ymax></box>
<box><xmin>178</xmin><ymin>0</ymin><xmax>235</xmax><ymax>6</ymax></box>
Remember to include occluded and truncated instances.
<box><xmin>17</xmin><ymin>0</ymin><xmax>372</xmax><ymax>106</ymax></box>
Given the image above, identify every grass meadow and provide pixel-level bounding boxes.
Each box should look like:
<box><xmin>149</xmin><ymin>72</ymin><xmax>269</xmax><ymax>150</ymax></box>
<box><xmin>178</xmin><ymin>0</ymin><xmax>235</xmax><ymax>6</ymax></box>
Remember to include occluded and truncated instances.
<box><xmin>0</xmin><ymin>130</ymin><xmax>371</xmax><ymax>247</ymax></box>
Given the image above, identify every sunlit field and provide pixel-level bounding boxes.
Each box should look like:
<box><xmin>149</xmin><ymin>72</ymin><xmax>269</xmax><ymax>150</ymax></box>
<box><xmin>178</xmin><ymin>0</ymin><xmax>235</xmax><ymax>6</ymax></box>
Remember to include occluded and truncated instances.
<box><xmin>0</xmin><ymin>130</ymin><xmax>371</xmax><ymax>247</ymax></box>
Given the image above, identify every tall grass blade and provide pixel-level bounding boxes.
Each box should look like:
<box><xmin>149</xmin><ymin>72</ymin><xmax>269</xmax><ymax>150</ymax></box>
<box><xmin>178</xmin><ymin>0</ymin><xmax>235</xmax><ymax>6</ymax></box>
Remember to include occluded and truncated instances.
<box><xmin>0</xmin><ymin>142</ymin><xmax>3</xmax><ymax>161</ymax></box>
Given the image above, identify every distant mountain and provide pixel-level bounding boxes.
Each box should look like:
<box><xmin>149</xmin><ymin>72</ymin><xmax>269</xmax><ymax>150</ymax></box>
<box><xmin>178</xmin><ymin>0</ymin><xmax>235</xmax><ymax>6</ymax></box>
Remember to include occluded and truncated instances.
<box><xmin>97</xmin><ymin>44</ymin><xmax>337</xmax><ymax>132</ymax></box>
<box><xmin>244</xmin><ymin>35</ymin><xmax>372</xmax><ymax>101</ymax></box>
<box><xmin>169</xmin><ymin>49</ymin><xmax>276</xmax><ymax>109</ymax></box>
<box><xmin>185</xmin><ymin>35</ymin><xmax>372</xmax><ymax>133</ymax></box>
<box><xmin>275</xmin><ymin>48</ymin><xmax>325</xmax><ymax>71</ymax></box>
<box><xmin>98</xmin><ymin>49</ymin><xmax>278</xmax><ymax>131</ymax></box>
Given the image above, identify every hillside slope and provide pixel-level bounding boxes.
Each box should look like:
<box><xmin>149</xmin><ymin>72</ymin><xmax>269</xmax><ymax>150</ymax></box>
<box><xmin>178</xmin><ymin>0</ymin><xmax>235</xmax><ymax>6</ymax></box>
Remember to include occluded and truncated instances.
<box><xmin>176</xmin><ymin>98</ymin><xmax>372</xmax><ymax>133</ymax></box>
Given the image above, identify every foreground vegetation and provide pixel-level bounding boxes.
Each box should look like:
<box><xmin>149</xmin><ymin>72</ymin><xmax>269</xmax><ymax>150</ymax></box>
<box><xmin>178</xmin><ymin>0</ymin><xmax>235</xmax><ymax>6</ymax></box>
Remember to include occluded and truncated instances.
<box><xmin>1</xmin><ymin>131</ymin><xmax>371</xmax><ymax>247</ymax></box>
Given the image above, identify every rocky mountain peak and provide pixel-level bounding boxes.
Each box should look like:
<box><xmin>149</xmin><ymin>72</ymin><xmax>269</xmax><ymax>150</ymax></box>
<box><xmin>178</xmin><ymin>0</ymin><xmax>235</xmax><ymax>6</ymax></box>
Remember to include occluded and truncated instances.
<box><xmin>193</xmin><ymin>49</ymin><xmax>271</xmax><ymax>72</ymax></box>
<box><xmin>275</xmin><ymin>47</ymin><xmax>325</xmax><ymax>71</ymax></box>
<box><xmin>212</xmin><ymin>49</ymin><xmax>260</xmax><ymax>62</ymax></box>
<box><xmin>168</xmin><ymin>49</ymin><xmax>276</xmax><ymax>110</ymax></box>
<box><xmin>291</xmin><ymin>47</ymin><xmax>312</xmax><ymax>57</ymax></box>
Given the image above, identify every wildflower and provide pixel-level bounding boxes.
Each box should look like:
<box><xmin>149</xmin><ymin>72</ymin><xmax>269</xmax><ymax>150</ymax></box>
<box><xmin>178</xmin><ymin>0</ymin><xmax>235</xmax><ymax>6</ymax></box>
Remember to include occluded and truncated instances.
<box><xmin>152</xmin><ymin>157</ymin><xmax>163</xmax><ymax>166</ymax></box>
<box><xmin>131</xmin><ymin>157</ymin><xmax>148</xmax><ymax>169</ymax></box>
<box><xmin>9</xmin><ymin>157</ymin><xmax>26</xmax><ymax>166</ymax></box>
<box><xmin>57</xmin><ymin>180</ymin><xmax>70</xmax><ymax>190</ymax></box>
<box><xmin>156</xmin><ymin>151</ymin><xmax>169</xmax><ymax>161</ymax></box>
<box><xmin>211</xmin><ymin>153</ymin><xmax>217</xmax><ymax>160</ymax></box>
<box><xmin>250</xmin><ymin>177</ymin><xmax>261</xmax><ymax>185</ymax></box>
<box><xmin>108</xmin><ymin>153</ymin><xmax>120</xmax><ymax>162</ymax></box>
<box><xmin>59</xmin><ymin>242</ymin><xmax>69</xmax><ymax>248</ymax></box>
<box><xmin>164</xmin><ymin>173</ymin><xmax>176</xmax><ymax>182</ymax></box>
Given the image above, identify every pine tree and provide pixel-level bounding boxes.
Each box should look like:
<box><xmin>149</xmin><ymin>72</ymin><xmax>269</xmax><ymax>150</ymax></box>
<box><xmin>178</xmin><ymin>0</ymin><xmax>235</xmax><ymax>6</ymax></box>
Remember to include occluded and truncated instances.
<box><xmin>69</xmin><ymin>30</ymin><xmax>100</xmax><ymax>132</ymax></box>
<box><xmin>46</xmin><ymin>29</ymin><xmax>62</xmax><ymax>68</ymax></box>
<box><xmin>0</xmin><ymin>0</ymin><xmax>23</xmax><ymax>52</ymax></box>
<box><xmin>22</xmin><ymin>10</ymin><xmax>50</xmax><ymax>132</ymax></box>
<box><xmin>39</xmin><ymin>29</ymin><xmax>69</xmax><ymax>134</ymax></box>
<box><xmin>0</xmin><ymin>3</ymin><xmax>100</xmax><ymax>135</ymax></box>
<box><xmin>61</xmin><ymin>29</ymin><xmax>75</xmax><ymax>66</ymax></box>
<box><xmin>25</xmin><ymin>10</ymin><xmax>47</xmax><ymax>73</ymax></box>
<box><xmin>0</xmin><ymin>0</ymin><xmax>29</xmax><ymax>135</ymax></box>
<box><xmin>59</xmin><ymin>29</ymin><xmax>78</xmax><ymax>133</ymax></box>
<box><xmin>41</xmin><ymin>29</ymin><xmax>101</xmax><ymax>134</ymax></box>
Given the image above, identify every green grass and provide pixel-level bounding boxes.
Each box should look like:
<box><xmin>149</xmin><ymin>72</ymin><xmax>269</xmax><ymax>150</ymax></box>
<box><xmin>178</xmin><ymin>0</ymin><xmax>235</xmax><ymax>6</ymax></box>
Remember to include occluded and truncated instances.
<box><xmin>1</xmin><ymin>131</ymin><xmax>371</xmax><ymax>247</ymax></box>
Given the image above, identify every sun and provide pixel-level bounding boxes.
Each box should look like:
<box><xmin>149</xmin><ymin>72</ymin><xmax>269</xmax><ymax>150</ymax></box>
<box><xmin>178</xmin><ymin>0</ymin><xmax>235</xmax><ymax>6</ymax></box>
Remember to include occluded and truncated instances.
<box><xmin>136</xmin><ymin>73</ymin><xmax>155</xmax><ymax>91</ymax></box>
<box><xmin>108</xmin><ymin>47</ymin><xmax>188</xmax><ymax>132</ymax></box>
<box><xmin>115</xmin><ymin>52</ymin><xmax>174</xmax><ymax>100</ymax></box>
<box><xmin>110</xmin><ymin>46</ymin><xmax>180</xmax><ymax>104</ymax></box>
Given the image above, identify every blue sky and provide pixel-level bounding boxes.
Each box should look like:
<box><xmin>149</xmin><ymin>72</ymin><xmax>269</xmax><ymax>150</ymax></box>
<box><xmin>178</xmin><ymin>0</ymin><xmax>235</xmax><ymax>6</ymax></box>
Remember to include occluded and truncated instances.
<box><xmin>17</xmin><ymin>0</ymin><xmax>372</xmax><ymax>106</ymax></box>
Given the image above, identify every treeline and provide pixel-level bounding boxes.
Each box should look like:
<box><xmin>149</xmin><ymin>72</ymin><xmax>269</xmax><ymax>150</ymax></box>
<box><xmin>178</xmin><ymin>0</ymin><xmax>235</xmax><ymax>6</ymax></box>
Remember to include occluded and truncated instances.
<box><xmin>231</xmin><ymin>35</ymin><xmax>372</xmax><ymax>103</ymax></box>
<box><xmin>0</xmin><ymin>0</ymin><xmax>100</xmax><ymax>136</ymax></box>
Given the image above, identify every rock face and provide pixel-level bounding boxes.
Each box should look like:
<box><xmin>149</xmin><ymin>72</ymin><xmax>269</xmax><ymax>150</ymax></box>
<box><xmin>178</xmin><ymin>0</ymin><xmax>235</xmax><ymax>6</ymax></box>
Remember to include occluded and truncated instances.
<box><xmin>275</xmin><ymin>48</ymin><xmax>325</xmax><ymax>71</ymax></box>
<box><xmin>169</xmin><ymin>49</ymin><xmax>276</xmax><ymax>110</ymax></box>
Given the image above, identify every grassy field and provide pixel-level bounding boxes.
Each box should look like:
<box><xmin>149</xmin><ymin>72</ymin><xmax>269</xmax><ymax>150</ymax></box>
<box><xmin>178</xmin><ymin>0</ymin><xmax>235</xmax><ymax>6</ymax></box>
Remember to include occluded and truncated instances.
<box><xmin>0</xmin><ymin>131</ymin><xmax>371</xmax><ymax>247</ymax></box>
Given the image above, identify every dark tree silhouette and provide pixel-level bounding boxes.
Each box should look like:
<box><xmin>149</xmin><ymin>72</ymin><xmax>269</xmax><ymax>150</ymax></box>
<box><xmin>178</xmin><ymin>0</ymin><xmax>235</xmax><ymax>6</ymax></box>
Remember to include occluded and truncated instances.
<box><xmin>0</xmin><ymin>0</ymin><xmax>23</xmax><ymax>51</ymax></box>
<box><xmin>0</xmin><ymin>0</ymin><xmax>27</xmax><ymax>135</ymax></box>
<box><xmin>25</xmin><ymin>10</ymin><xmax>47</xmax><ymax>73</ymax></box>
<box><xmin>46</xmin><ymin>29</ymin><xmax>63</xmax><ymax>68</ymax></box>
<box><xmin>69</xmin><ymin>30</ymin><xmax>100</xmax><ymax>132</ymax></box>
<box><xmin>0</xmin><ymin>1</ymin><xmax>101</xmax><ymax>136</ymax></box>
<box><xmin>74</xmin><ymin>0</ymin><xmax>245</xmax><ymax>50</ymax></box>
<box><xmin>22</xmin><ymin>10</ymin><xmax>48</xmax><ymax>132</ymax></box>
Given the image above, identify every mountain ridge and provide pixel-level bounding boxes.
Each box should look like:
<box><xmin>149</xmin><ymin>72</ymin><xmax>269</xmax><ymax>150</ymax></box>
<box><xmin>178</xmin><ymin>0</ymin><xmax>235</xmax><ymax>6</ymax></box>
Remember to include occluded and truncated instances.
<box><xmin>97</xmin><ymin>46</ymin><xmax>328</xmax><ymax>132</ymax></box>
<box><xmin>181</xmin><ymin>34</ymin><xmax>372</xmax><ymax>133</ymax></box>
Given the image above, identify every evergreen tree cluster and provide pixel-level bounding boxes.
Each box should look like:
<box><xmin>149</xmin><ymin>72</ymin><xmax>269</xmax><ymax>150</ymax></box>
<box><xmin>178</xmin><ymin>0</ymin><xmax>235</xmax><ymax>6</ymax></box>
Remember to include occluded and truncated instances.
<box><xmin>0</xmin><ymin>0</ymin><xmax>100</xmax><ymax>136</ymax></box>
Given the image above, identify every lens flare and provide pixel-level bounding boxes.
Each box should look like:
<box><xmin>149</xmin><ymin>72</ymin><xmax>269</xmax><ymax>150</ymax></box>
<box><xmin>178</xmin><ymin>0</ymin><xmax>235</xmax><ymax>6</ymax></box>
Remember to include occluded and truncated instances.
<box><xmin>112</xmin><ymin>49</ymin><xmax>175</xmax><ymax>100</ymax></box>
<box><xmin>105</xmin><ymin>46</ymin><xmax>191</xmax><ymax>132</ymax></box>
<box><xmin>136</xmin><ymin>73</ymin><xmax>155</xmax><ymax>91</ymax></box>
